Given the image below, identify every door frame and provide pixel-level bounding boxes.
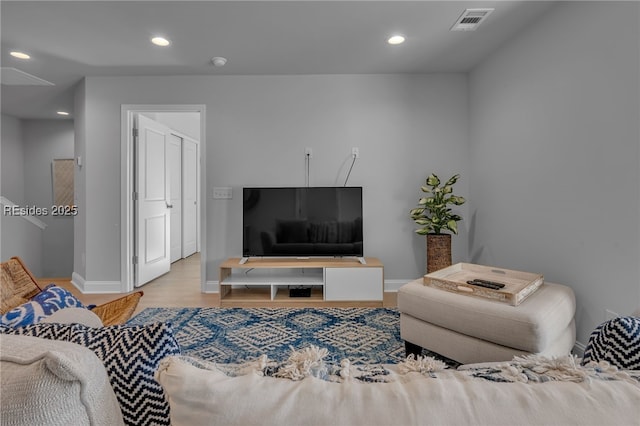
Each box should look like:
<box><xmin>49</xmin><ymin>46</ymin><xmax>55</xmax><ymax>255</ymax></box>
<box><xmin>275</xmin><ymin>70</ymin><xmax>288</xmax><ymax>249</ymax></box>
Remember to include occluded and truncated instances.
<box><xmin>120</xmin><ymin>105</ymin><xmax>206</xmax><ymax>293</ymax></box>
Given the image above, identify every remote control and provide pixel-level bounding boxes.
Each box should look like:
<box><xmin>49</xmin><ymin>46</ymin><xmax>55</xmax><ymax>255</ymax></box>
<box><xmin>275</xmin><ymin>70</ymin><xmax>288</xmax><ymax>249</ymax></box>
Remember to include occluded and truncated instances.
<box><xmin>466</xmin><ymin>280</ymin><xmax>502</xmax><ymax>290</ymax></box>
<box><xmin>474</xmin><ymin>278</ymin><xmax>504</xmax><ymax>288</ymax></box>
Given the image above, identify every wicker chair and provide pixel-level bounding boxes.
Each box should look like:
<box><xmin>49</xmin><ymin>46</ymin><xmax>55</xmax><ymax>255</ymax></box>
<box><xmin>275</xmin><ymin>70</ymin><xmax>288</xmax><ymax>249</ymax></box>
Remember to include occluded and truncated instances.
<box><xmin>1</xmin><ymin>256</ymin><xmax>143</xmax><ymax>326</ymax></box>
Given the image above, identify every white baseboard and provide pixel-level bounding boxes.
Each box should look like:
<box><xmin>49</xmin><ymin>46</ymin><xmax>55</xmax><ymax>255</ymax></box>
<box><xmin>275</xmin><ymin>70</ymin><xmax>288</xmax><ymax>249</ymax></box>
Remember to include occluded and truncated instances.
<box><xmin>71</xmin><ymin>272</ymin><xmax>122</xmax><ymax>293</ymax></box>
<box><xmin>573</xmin><ymin>341</ymin><xmax>586</xmax><ymax>358</ymax></box>
<box><xmin>384</xmin><ymin>279</ymin><xmax>415</xmax><ymax>292</ymax></box>
<box><xmin>70</xmin><ymin>272</ymin><xmax>85</xmax><ymax>291</ymax></box>
<box><xmin>205</xmin><ymin>280</ymin><xmax>219</xmax><ymax>293</ymax></box>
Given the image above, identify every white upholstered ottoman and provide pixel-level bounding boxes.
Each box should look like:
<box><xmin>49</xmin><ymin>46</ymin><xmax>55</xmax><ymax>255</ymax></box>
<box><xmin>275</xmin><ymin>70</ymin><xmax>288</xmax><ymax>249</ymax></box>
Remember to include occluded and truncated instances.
<box><xmin>398</xmin><ymin>278</ymin><xmax>576</xmax><ymax>364</ymax></box>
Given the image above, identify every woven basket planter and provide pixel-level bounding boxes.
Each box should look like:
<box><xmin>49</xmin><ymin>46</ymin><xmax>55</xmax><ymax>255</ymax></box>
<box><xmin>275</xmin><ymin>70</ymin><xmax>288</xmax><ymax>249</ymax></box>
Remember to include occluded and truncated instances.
<box><xmin>426</xmin><ymin>234</ymin><xmax>452</xmax><ymax>273</ymax></box>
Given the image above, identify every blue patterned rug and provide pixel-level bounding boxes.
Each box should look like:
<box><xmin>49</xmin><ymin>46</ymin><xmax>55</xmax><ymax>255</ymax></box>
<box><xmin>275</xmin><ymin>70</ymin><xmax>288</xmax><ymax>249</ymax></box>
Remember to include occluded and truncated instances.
<box><xmin>128</xmin><ymin>307</ymin><xmax>458</xmax><ymax>366</ymax></box>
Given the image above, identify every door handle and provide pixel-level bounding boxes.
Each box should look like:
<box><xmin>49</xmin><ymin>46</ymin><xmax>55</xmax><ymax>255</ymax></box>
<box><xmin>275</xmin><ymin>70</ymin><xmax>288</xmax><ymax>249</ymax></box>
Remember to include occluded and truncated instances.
<box><xmin>166</xmin><ymin>202</ymin><xmax>174</xmax><ymax>209</ymax></box>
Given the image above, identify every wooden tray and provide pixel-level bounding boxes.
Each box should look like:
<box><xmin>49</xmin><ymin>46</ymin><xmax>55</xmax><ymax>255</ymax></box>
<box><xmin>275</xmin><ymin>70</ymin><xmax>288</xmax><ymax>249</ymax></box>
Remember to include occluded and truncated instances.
<box><xmin>423</xmin><ymin>263</ymin><xmax>543</xmax><ymax>306</ymax></box>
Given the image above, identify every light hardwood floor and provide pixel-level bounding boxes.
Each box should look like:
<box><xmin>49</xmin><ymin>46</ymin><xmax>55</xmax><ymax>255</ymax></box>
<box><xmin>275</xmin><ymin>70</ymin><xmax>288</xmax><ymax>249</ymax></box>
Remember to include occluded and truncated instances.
<box><xmin>46</xmin><ymin>252</ymin><xmax>397</xmax><ymax>315</ymax></box>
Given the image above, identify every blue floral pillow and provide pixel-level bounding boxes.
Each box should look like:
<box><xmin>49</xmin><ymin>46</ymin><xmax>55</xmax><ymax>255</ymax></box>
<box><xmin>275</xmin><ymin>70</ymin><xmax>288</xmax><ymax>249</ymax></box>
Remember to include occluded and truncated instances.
<box><xmin>0</xmin><ymin>284</ymin><xmax>85</xmax><ymax>327</ymax></box>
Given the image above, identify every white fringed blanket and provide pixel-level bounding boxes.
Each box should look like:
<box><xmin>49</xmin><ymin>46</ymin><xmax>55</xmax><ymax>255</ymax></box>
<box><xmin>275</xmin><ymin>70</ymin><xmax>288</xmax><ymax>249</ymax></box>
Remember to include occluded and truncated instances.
<box><xmin>156</xmin><ymin>346</ymin><xmax>640</xmax><ymax>426</ymax></box>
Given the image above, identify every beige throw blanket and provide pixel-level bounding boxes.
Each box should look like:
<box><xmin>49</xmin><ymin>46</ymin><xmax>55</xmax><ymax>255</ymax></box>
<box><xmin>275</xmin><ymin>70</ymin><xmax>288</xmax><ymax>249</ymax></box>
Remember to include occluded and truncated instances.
<box><xmin>157</xmin><ymin>349</ymin><xmax>640</xmax><ymax>426</ymax></box>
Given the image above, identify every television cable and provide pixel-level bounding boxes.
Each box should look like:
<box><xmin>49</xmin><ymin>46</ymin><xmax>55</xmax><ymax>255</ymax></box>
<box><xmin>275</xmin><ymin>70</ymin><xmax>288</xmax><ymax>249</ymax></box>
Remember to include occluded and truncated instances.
<box><xmin>343</xmin><ymin>155</ymin><xmax>357</xmax><ymax>187</ymax></box>
<box><xmin>305</xmin><ymin>152</ymin><xmax>311</xmax><ymax>187</ymax></box>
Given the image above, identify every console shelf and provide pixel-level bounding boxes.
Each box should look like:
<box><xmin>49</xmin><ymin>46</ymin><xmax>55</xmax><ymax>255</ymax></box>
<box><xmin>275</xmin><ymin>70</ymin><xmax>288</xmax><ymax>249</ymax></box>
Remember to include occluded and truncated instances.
<box><xmin>219</xmin><ymin>257</ymin><xmax>383</xmax><ymax>307</ymax></box>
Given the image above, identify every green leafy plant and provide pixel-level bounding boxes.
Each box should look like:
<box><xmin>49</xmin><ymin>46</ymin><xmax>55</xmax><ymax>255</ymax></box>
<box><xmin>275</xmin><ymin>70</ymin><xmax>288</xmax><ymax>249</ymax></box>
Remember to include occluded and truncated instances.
<box><xmin>410</xmin><ymin>173</ymin><xmax>466</xmax><ymax>235</ymax></box>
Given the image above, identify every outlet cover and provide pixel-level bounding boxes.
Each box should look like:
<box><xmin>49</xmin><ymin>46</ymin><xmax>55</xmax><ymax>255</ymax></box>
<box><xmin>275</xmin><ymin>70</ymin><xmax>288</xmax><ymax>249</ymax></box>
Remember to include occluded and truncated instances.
<box><xmin>213</xmin><ymin>187</ymin><xmax>232</xmax><ymax>199</ymax></box>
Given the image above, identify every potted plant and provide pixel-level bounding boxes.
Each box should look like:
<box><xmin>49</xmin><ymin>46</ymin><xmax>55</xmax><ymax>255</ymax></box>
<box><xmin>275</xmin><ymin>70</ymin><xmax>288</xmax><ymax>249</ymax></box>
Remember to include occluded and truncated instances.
<box><xmin>410</xmin><ymin>173</ymin><xmax>466</xmax><ymax>273</ymax></box>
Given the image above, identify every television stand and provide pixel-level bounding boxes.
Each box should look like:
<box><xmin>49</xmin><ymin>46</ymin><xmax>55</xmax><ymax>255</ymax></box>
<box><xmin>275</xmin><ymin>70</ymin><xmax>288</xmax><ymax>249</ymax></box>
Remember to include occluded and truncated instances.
<box><xmin>219</xmin><ymin>257</ymin><xmax>383</xmax><ymax>307</ymax></box>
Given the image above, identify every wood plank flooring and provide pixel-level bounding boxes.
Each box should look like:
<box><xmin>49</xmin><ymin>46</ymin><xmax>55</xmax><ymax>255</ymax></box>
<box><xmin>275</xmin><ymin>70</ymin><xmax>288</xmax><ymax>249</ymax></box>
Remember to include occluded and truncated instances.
<box><xmin>44</xmin><ymin>252</ymin><xmax>397</xmax><ymax>316</ymax></box>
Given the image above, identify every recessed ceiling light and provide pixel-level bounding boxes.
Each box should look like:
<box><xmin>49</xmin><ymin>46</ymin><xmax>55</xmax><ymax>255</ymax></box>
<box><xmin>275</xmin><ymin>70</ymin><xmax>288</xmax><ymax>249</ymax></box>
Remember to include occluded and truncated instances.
<box><xmin>57</xmin><ymin>111</ymin><xmax>69</xmax><ymax>116</ymax></box>
<box><xmin>151</xmin><ymin>36</ymin><xmax>170</xmax><ymax>47</ymax></box>
<box><xmin>387</xmin><ymin>35</ymin><xmax>406</xmax><ymax>45</ymax></box>
<box><xmin>10</xmin><ymin>51</ymin><xmax>31</xmax><ymax>59</ymax></box>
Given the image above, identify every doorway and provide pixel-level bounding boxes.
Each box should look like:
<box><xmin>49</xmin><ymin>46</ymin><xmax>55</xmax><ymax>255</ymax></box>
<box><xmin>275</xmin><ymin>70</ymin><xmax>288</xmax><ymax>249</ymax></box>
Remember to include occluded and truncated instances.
<box><xmin>167</xmin><ymin>132</ymin><xmax>199</xmax><ymax>263</ymax></box>
<box><xmin>120</xmin><ymin>105</ymin><xmax>206</xmax><ymax>293</ymax></box>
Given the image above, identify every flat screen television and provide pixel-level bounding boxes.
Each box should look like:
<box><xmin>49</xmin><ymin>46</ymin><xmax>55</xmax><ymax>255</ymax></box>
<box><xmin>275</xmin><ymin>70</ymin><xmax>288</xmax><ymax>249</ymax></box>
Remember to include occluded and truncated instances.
<box><xmin>242</xmin><ymin>187</ymin><xmax>363</xmax><ymax>258</ymax></box>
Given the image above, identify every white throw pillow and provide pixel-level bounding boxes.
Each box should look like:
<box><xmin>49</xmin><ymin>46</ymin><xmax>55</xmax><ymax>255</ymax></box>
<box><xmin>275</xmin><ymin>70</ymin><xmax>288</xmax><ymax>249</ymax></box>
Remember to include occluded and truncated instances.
<box><xmin>1</xmin><ymin>321</ymin><xmax>180</xmax><ymax>426</ymax></box>
<box><xmin>40</xmin><ymin>307</ymin><xmax>104</xmax><ymax>327</ymax></box>
<box><xmin>0</xmin><ymin>334</ymin><xmax>124</xmax><ymax>425</ymax></box>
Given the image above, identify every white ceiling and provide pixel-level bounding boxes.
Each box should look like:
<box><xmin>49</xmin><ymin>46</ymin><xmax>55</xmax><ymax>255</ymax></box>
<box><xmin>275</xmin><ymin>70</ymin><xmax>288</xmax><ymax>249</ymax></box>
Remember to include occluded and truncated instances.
<box><xmin>1</xmin><ymin>0</ymin><xmax>557</xmax><ymax>119</ymax></box>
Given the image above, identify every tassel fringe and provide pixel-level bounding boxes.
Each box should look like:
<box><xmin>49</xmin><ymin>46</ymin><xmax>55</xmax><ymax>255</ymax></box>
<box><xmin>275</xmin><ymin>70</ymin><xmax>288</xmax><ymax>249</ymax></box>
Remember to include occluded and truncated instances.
<box><xmin>398</xmin><ymin>354</ymin><xmax>449</xmax><ymax>375</ymax></box>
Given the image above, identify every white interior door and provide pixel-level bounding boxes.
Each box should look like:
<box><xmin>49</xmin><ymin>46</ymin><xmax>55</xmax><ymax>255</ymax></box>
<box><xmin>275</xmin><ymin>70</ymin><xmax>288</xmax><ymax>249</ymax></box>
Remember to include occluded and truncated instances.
<box><xmin>182</xmin><ymin>137</ymin><xmax>198</xmax><ymax>257</ymax></box>
<box><xmin>168</xmin><ymin>134</ymin><xmax>183</xmax><ymax>263</ymax></box>
<box><xmin>135</xmin><ymin>114</ymin><xmax>171</xmax><ymax>287</ymax></box>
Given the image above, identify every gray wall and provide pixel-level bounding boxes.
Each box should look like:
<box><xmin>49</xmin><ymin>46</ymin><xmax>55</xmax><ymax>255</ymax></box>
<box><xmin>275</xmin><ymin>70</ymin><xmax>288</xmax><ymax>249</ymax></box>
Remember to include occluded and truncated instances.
<box><xmin>468</xmin><ymin>1</ymin><xmax>640</xmax><ymax>346</ymax></box>
<box><xmin>152</xmin><ymin>112</ymin><xmax>200</xmax><ymax>141</ymax></box>
<box><xmin>22</xmin><ymin>119</ymin><xmax>74</xmax><ymax>276</ymax></box>
<box><xmin>76</xmin><ymin>74</ymin><xmax>469</xmax><ymax>285</ymax></box>
<box><xmin>1</xmin><ymin>114</ymin><xmax>25</xmax><ymax>204</ymax></box>
<box><xmin>1</xmin><ymin>114</ymin><xmax>43</xmax><ymax>274</ymax></box>
<box><xmin>1</xmin><ymin>215</ymin><xmax>44</xmax><ymax>276</ymax></box>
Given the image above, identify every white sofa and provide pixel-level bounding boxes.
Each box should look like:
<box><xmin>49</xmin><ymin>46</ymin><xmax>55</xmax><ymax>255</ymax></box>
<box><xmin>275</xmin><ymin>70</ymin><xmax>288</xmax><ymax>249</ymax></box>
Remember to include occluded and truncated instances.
<box><xmin>2</xmin><ymin>324</ymin><xmax>639</xmax><ymax>426</ymax></box>
<box><xmin>155</xmin><ymin>353</ymin><xmax>640</xmax><ymax>426</ymax></box>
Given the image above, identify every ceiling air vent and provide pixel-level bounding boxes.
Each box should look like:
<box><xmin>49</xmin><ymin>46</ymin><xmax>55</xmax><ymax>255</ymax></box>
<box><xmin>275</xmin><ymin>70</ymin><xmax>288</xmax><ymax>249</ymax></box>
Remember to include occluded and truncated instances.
<box><xmin>450</xmin><ymin>8</ymin><xmax>494</xmax><ymax>31</ymax></box>
<box><xmin>1</xmin><ymin>67</ymin><xmax>55</xmax><ymax>86</ymax></box>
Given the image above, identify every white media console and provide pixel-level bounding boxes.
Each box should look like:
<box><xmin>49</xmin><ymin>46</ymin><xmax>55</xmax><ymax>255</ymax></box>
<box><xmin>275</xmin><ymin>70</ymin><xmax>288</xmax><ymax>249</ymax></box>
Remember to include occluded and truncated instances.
<box><xmin>218</xmin><ymin>257</ymin><xmax>384</xmax><ymax>307</ymax></box>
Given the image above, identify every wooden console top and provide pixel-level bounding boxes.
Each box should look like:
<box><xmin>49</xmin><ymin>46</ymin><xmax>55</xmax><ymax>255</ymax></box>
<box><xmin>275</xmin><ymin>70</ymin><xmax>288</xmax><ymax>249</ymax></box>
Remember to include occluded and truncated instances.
<box><xmin>222</xmin><ymin>257</ymin><xmax>382</xmax><ymax>268</ymax></box>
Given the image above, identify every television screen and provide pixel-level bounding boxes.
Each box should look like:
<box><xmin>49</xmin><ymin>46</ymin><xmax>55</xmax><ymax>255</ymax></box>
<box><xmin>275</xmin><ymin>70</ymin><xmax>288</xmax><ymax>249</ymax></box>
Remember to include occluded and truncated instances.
<box><xmin>243</xmin><ymin>187</ymin><xmax>363</xmax><ymax>257</ymax></box>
